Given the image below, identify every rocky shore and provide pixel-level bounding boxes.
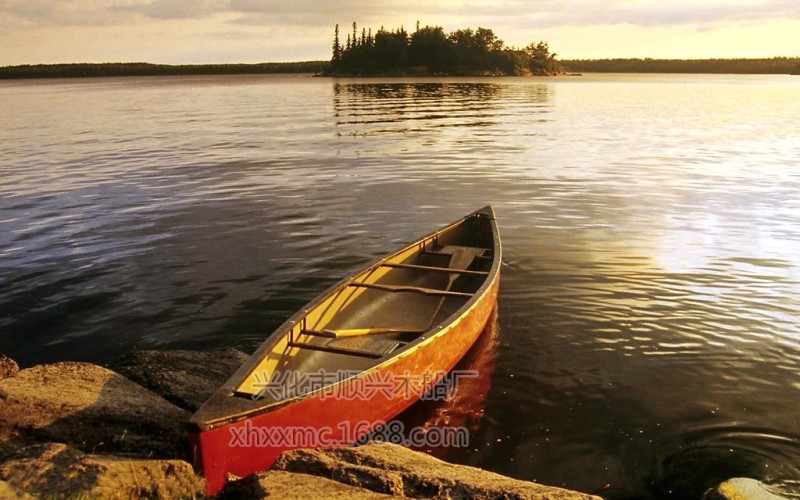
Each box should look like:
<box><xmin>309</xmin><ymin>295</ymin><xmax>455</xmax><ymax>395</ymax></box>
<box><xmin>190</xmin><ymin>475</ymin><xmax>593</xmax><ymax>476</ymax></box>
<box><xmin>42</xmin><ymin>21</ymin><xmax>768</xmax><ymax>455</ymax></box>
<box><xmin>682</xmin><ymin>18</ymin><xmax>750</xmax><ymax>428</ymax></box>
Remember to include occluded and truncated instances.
<box><xmin>0</xmin><ymin>350</ymin><xmax>766</xmax><ymax>498</ymax></box>
<box><xmin>0</xmin><ymin>350</ymin><xmax>598</xmax><ymax>499</ymax></box>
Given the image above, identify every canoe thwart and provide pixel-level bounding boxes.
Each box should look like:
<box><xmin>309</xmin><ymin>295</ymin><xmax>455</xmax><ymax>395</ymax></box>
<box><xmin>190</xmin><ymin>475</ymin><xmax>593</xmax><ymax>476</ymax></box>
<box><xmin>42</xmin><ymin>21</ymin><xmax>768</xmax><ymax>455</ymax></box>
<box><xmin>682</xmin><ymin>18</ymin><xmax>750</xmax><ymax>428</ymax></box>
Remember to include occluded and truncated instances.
<box><xmin>349</xmin><ymin>282</ymin><xmax>473</xmax><ymax>298</ymax></box>
<box><xmin>380</xmin><ymin>262</ymin><xmax>489</xmax><ymax>276</ymax></box>
<box><xmin>421</xmin><ymin>246</ymin><xmax>493</xmax><ymax>260</ymax></box>
<box><xmin>287</xmin><ymin>342</ymin><xmax>385</xmax><ymax>358</ymax></box>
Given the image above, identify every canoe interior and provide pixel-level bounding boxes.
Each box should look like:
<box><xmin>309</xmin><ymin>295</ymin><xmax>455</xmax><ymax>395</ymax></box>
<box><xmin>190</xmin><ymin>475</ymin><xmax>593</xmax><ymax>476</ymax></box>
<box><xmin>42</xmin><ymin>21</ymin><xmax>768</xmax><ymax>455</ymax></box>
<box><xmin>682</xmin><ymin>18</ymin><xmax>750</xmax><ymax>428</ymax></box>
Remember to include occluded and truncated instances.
<box><xmin>234</xmin><ymin>212</ymin><xmax>496</xmax><ymax>403</ymax></box>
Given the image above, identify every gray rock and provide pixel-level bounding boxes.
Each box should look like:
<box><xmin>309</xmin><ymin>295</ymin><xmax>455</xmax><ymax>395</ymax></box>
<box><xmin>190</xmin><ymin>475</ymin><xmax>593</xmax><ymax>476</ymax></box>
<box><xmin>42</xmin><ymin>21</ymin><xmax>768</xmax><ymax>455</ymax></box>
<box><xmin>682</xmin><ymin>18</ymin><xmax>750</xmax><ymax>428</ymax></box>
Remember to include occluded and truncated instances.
<box><xmin>0</xmin><ymin>361</ymin><xmax>189</xmax><ymax>459</ymax></box>
<box><xmin>219</xmin><ymin>470</ymin><xmax>394</xmax><ymax>499</ymax></box>
<box><xmin>272</xmin><ymin>442</ymin><xmax>600</xmax><ymax>499</ymax></box>
<box><xmin>113</xmin><ymin>348</ymin><xmax>249</xmax><ymax>411</ymax></box>
<box><xmin>0</xmin><ymin>442</ymin><xmax>204</xmax><ymax>498</ymax></box>
<box><xmin>0</xmin><ymin>355</ymin><xmax>18</xmax><ymax>380</ymax></box>
<box><xmin>705</xmin><ymin>477</ymin><xmax>789</xmax><ymax>500</ymax></box>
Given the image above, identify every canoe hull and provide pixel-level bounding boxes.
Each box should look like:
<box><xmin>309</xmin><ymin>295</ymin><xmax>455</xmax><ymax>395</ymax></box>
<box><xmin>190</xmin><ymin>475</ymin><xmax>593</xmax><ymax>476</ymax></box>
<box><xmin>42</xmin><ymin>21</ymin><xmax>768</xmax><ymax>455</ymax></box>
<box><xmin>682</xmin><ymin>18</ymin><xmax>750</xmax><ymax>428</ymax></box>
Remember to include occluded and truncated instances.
<box><xmin>194</xmin><ymin>273</ymin><xmax>499</xmax><ymax>494</ymax></box>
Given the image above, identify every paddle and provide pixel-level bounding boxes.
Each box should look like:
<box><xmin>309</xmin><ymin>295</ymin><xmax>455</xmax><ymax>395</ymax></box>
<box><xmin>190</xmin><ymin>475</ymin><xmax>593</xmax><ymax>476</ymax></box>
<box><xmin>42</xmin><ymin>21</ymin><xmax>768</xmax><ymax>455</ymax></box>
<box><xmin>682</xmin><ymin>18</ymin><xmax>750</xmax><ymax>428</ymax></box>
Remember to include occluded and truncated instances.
<box><xmin>425</xmin><ymin>246</ymin><xmax>481</xmax><ymax>330</ymax></box>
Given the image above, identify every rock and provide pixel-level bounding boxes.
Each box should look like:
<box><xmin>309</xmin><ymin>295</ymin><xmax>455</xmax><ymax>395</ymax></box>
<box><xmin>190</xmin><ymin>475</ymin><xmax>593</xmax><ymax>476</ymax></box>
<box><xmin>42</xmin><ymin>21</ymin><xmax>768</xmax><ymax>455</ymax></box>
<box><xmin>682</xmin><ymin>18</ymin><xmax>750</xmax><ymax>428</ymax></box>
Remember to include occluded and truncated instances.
<box><xmin>0</xmin><ymin>362</ymin><xmax>189</xmax><ymax>459</ymax></box>
<box><xmin>0</xmin><ymin>480</ymin><xmax>34</xmax><ymax>499</ymax></box>
<box><xmin>0</xmin><ymin>355</ymin><xmax>18</xmax><ymax>380</ymax></box>
<box><xmin>705</xmin><ymin>477</ymin><xmax>789</xmax><ymax>500</ymax></box>
<box><xmin>0</xmin><ymin>442</ymin><xmax>203</xmax><ymax>499</ymax></box>
<box><xmin>113</xmin><ymin>348</ymin><xmax>249</xmax><ymax>411</ymax></box>
<box><xmin>272</xmin><ymin>442</ymin><xmax>600</xmax><ymax>499</ymax></box>
<box><xmin>218</xmin><ymin>470</ymin><xmax>393</xmax><ymax>499</ymax></box>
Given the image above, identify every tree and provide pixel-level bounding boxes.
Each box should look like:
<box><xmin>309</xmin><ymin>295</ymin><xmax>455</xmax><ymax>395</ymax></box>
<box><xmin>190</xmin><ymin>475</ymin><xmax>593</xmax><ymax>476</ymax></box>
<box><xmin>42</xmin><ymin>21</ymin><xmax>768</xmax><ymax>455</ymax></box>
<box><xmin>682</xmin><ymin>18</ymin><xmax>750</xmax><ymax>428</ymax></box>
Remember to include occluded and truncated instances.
<box><xmin>327</xmin><ymin>21</ymin><xmax>562</xmax><ymax>76</ymax></box>
<box><xmin>373</xmin><ymin>28</ymin><xmax>409</xmax><ymax>69</ymax></box>
<box><xmin>525</xmin><ymin>41</ymin><xmax>560</xmax><ymax>74</ymax></box>
<box><xmin>474</xmin><ymin>28</ymin><xmax>503</xmax><ymax>52</ymax></box>
<box><xmin>332</xmin><ymin>24</ymin><xmax>341</xmax><ymax>62</ymax></box>
<box><xmin>409</xmin><ymin>25</ymin><xmax>453</xmax><ymax>72</ymax></box>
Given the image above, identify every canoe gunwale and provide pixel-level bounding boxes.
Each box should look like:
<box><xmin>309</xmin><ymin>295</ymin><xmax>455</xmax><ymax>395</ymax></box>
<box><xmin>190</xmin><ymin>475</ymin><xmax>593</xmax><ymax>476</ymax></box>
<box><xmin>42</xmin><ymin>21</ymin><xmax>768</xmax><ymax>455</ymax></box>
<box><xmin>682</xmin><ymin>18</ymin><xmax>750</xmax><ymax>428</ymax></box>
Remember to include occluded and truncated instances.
<box><xmin>189</xmin><ymin>206</ymin><xmax>501</xmax><ymax>431</ymax></box>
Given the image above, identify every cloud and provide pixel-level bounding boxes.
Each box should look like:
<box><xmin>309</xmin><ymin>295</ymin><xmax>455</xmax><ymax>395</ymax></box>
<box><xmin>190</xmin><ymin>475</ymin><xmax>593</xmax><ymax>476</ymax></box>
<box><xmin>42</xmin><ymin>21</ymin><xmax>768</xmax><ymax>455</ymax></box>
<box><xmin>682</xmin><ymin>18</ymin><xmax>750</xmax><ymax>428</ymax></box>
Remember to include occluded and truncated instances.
<box><xmin>2</xmin><ymin>0</ymin><xmax>799</xmax><ymax>30</ymax></box>
<box><xmin>119</xmin><ymin>0</ymin><xmax>229</xmax><ymax>20</ymax></box>
<box><xmin>0</xmin><ymin>0</ymin><xmax>138</xmax><ymax>27</ymax></box>
<box><xmin>470</xmin><ymin>0</ymin><xmax>800</xmax><ymax>29</ymax></box>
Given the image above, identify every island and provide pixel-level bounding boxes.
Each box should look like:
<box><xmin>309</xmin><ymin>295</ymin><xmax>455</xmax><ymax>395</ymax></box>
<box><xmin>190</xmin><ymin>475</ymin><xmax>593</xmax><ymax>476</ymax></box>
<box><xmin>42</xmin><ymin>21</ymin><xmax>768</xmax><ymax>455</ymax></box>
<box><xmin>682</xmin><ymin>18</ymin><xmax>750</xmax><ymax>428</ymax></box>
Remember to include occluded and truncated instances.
<box><xmin>324</xmin><ymin>22</ymin><xmax>565</xmax><ymax>77</ymax></box>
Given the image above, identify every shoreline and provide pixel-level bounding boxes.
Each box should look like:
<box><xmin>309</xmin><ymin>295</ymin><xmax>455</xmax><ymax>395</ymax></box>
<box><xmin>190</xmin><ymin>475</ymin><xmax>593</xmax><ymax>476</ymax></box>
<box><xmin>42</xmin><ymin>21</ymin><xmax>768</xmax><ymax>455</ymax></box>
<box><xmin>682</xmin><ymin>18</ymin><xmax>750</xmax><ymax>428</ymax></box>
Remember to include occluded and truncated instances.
<box><xmin>0</xmin><ymin>351</ymin><xmax>599</xmax><ymax>499</ymax></box>
<box><xmin>0</xmin><ymin>353</ymin><xmax>779</xmax><ymax>498</ymax></box>
<box><xmin>2</xmin><ymin>57</ymin><xmax>798</xmax><ymax>80</ymax></box>
<box><xmin>0</xmin><ymin>61</ymin><xmax>327</xmax><ymax>80</ymax></box>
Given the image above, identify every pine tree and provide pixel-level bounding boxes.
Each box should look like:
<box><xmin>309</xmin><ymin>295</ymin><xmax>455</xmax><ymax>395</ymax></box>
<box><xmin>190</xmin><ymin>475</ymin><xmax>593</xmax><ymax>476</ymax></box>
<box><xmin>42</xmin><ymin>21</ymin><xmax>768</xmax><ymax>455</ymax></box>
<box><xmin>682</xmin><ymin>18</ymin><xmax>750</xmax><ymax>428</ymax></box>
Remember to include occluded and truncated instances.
<box><xmin>332</xmin><ymin>24</ymin><xmax>341</xmax><ymax>61</ymax></box>
<box><xmin>352</xmin><ymin>22</ymin><xmax>358</xmax><ymax>47</ymax></box>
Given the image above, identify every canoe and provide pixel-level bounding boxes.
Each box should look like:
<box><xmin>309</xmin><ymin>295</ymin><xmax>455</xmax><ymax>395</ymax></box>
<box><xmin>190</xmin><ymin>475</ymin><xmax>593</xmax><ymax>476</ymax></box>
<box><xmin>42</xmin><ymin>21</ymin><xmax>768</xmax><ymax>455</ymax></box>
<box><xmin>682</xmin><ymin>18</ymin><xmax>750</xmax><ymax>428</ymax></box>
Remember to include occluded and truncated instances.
<box><xmin>189</xmin><ymin>206</ymin><xmax>501</xmax><ymax>494</ymax></box>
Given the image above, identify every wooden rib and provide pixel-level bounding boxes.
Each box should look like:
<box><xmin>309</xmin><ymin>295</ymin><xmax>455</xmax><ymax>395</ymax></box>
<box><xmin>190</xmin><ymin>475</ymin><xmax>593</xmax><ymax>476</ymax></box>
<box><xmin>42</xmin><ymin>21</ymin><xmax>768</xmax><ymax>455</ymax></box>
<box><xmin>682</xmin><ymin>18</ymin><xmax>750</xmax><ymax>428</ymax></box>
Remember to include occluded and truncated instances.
<box><xmin>381</xmin><ymin>262</ymin><xmax>489</xmax><ymax>276</ymax></box>
<box><xmin>287</xmin><ymin>341</ymin><xmax>385</xmax><ymax>359</ymax></box>
<box><xmin>349</xmin><ymin>282</ymin><xmax>472</xmax><ymax>298</ymax></box>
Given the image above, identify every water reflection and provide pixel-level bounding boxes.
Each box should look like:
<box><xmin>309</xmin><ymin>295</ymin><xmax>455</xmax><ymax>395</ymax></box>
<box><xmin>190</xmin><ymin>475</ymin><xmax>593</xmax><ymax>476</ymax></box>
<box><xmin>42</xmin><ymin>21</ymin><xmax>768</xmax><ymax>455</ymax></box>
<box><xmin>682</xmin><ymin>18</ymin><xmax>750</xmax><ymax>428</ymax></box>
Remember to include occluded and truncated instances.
<box><xmin>396</xmin><ymin>308</ymin><xmax>500</xmax><ymax>459</ymax></box>
<box><xmin>332</xmin><ymin>82</ymin><xmax>550</xmax><ymax>136</ymax></box>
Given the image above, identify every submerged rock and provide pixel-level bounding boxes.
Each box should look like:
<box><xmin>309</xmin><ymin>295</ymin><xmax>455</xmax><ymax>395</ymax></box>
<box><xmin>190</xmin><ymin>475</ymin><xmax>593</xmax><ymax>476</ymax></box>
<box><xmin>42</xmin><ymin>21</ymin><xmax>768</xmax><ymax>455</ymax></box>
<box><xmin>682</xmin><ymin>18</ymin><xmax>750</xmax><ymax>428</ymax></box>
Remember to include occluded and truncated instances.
<box><xmin>0</xmin><ymin>442</ymin><xmax>203</xmax><ymax>498</ymax></box>
<box><xmin>113</xmin><ymin>348</ymin><xmax>249</xmax><ymax>411</ymax></box>
<box><xmin>271</xmin><ymin>442</ymin><xmax>600</xmax><ymax>499</ymax></box>
<box><xmin>0</xmin><ymin>355</ymin><xmax>18</xmax><ymax>380</ymax></box>
<box><xmin>0</xmin><ymin>361</ymin><xmax>189</xmax><ymax>459</ymax></box>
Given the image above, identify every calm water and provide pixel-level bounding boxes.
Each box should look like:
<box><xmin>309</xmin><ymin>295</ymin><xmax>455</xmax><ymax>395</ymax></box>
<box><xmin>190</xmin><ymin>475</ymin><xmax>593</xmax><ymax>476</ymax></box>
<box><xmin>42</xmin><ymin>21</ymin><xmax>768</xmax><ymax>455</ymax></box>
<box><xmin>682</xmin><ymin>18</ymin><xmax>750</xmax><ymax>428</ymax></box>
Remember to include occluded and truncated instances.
<box><xmin>1</xmin><ymin>73</ymin><xmax>799</xmax><ymax>498</ymax></box>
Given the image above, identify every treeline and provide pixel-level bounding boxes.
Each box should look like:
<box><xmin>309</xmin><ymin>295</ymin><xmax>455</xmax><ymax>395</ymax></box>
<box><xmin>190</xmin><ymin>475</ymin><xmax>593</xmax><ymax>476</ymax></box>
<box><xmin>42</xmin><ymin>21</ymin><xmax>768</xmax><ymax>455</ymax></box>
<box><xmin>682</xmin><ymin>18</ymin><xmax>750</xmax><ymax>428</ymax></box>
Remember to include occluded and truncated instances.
<box><xmin>0</xmin><ymin>61</ymin><xmax>327</xmax><ymax>79</ymax></box>
<box><xmin>562</xmin><ymin>57</ymin><xmax>800</xmax><ymax>75</ymax></box>
<box><xmin>327</xmin><ymin>22</ymin><xmax>563</xmax><ymax>76</ymax></box>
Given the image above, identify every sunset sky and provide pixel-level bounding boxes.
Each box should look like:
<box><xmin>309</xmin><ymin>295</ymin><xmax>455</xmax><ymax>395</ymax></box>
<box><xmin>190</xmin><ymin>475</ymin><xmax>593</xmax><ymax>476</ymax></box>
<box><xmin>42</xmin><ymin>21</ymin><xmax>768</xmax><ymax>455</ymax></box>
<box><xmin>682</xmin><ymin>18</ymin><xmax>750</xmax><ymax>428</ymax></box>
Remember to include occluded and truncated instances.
<box><xmin>1</xmin><ymin>0</ymin><xmax>799</xmax><ymax>65</ymax></box>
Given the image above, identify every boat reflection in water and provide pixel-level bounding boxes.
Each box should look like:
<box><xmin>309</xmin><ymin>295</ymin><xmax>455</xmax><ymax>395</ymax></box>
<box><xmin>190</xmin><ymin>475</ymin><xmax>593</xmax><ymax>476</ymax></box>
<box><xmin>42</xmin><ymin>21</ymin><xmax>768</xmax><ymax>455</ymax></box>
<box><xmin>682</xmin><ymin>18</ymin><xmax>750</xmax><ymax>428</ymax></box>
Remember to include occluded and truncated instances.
<box><xmin>392</xmin><ymin>308</ymin><xmax>500</xmax><ymax>460</ymax></box>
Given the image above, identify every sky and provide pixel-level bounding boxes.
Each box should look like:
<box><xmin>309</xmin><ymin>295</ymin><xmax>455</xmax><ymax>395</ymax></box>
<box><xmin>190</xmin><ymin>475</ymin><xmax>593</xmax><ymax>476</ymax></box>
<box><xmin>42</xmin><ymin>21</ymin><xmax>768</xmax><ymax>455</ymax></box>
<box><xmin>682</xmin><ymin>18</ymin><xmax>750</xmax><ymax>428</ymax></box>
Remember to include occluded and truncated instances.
<box><xmin>1</xmin><ymin>0</ymin><xmax>799</xmax><ymax>65</ymax></box>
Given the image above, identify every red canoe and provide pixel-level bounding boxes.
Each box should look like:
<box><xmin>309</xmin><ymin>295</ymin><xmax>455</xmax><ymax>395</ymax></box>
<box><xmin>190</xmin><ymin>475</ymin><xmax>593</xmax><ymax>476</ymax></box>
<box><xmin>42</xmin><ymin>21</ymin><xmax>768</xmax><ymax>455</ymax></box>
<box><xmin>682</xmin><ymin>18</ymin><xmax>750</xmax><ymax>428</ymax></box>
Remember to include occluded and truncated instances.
<box><xmin>189</xmin><ymin>206</ymin><xmax>502</xmax><ymax>494</ymax></box>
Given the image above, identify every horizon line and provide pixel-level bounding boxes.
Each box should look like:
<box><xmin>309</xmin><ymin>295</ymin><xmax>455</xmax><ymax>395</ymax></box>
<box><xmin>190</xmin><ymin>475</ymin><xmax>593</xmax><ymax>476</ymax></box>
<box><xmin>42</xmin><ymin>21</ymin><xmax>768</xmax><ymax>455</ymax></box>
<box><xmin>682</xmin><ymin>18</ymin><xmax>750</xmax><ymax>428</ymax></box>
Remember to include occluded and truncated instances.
<box><xmin>3</xmin><ymin>55</ymin><xmax>800</xmax><ymax>68</ymax></box>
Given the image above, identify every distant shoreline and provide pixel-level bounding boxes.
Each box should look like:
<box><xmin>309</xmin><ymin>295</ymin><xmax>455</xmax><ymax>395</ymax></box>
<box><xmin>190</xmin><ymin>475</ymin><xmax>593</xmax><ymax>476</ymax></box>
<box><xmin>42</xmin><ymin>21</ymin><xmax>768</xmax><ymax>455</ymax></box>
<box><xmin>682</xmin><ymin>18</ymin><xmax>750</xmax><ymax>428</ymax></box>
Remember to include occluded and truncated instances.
<box><xmin>0</xmin><ymin>61</ymin><xmax>327</xmax><ymax>80</ymax></box>
<box><xmin>563</xmin><ymin>57</ymin><xmax>800</xmax><ymax>75</ymax></box>
<box><xmin>1</xmin><ymin>58</ymin><xmax>798</xmax><ymax>79</ymax></box>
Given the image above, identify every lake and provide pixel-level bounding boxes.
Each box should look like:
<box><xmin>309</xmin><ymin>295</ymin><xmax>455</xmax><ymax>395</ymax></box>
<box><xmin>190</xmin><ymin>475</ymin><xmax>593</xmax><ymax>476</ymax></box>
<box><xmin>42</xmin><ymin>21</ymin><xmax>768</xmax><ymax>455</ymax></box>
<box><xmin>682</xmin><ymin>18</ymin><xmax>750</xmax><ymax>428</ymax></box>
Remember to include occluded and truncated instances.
<box><xmin>1</xmin><ymin>73</ymin><xmax>799</xmax><ymax>498</ymax></box>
